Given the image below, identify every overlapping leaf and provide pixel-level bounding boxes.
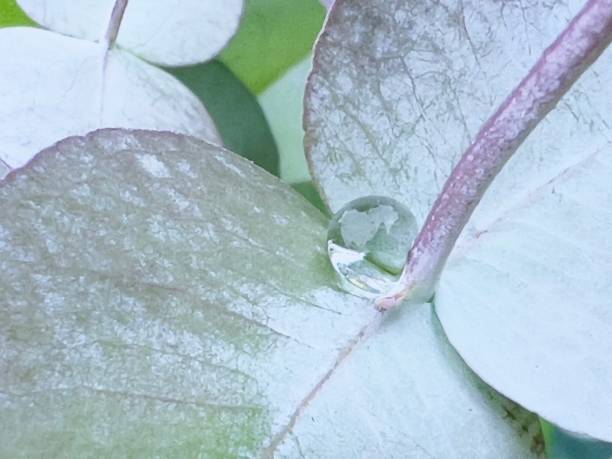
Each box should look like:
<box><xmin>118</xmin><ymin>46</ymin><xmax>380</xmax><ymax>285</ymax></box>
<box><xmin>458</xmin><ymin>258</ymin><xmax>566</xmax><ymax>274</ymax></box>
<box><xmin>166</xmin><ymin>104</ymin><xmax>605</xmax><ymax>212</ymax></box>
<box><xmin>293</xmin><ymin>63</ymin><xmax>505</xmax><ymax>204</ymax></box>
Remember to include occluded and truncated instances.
<box><xmin>169</xmin><ymin>60</ymin><xmax>279</xmax><ymax>176</ymax></box>
<box><xmin>16</xmin><ymin>0</ymin><xmax>243</xmax><ymax>66</ymax></box>
<box><xmin>0</xmin><ymin>27</ymin><xmax>220</xmax><ymax>178</ymax></box>
<box><xmin>436</xmin><ymin>145</ymin><xmax>612</xmax><ymax>440</ymax></box>
<box><xmin>304</xmin><ymin>0</ymin><xmax>612</xmax><ymax>440</ymax></box>
<box><xmin>0</xmin><ymin>129</ymin><xmax>541</xmax><ymax>457</ymax></box>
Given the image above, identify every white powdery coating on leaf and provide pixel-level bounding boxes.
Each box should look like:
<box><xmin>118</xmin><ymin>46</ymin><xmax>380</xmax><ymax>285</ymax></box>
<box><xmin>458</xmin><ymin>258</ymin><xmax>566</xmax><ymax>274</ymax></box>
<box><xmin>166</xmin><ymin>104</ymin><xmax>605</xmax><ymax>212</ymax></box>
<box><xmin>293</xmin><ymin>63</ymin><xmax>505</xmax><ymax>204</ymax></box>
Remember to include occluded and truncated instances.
<box><xmin>0</xmin><ymin>129</ymin><xmax>544</xmax><ymax>456</ymax></box>
<box><xmin>0</xmin><ymin>129</ymin><xmax>373</xmax><ymax>456</ymax></box>
<box><xmin>306</xmin><ymin>0</ymin><xmax>612</xmax><ymax>440</ymax></box>
<box><xmin>438</xmin><ymin>146</ymin><xmax>612</xmax><ymax>441</ymax></box>
<box><xmin>137</xmin><ymin>153</ymin><xmax>170</xmax><ymax>177</ymax></box>
<box><xmin>0</xmin><ymin>28</ymin><xmax>219</xmax><ymax>175</ymax></box>
<box><xmin>275</xmin><ymin>304</ymin><xmax>542</xmax><ymax>458</ymax></box>
<box><xmin>305</xmin><ymin>0</ymin><xmax>612</xmax><ymax>226</ymax></box>
<box><xmin>16</xmin><ymin>0</ymin><xmax>243</xmax><ymax>66</ymax></box>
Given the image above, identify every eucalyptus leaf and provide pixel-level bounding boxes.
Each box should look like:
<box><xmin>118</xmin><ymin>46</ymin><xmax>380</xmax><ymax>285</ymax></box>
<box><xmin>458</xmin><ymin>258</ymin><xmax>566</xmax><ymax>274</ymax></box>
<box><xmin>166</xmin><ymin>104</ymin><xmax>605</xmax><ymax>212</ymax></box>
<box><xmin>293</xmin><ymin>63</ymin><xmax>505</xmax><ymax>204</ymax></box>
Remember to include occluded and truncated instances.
<box><xmin>304</xmin><ymin>0</ymin><xmax>612</xmax><ymax>441</ymax></box>
<box><xmin>436</xmin><ymin>145</ymin><xmax>612</xmax><ymax>441</ymax></box>
<box><xmin>0</xmin><ymin>27</ymin><xmax>220</xmax><ymax>176</ymax></box>
<box><xmin>16</xmin><ymin>0</ymin><xmax>243</xmax><ymax>66</ymax></box>
<box><xmin>274</xmin><ymin>303</ymin><xmax>543</xmax><ymax>458</ymax></box>
<box><xmin>220</xmin><ymin>0</ymin><xmax>325</xmax><ymax>93</ymax></box>
<box><xmin>305</xmin><ymin>0</ymin><xmax>612</xmax><ymax>222</ymax></box>
<box><xmin>169</xmin><ymin>60</ymin><xmax>279</xmax><ymax>176</ymax></box>
<box><xmin>0</xmin><ymin>129</ymin><xmax>541</xmax><ymax>457</ymax></box>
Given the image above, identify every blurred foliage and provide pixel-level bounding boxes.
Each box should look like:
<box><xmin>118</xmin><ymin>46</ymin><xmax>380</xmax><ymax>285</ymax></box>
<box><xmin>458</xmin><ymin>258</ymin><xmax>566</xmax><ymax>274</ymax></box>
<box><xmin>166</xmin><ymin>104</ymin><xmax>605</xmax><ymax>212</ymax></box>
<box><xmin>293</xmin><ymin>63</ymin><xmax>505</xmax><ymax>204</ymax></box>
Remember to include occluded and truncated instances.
<box><xmin>259</xmin><ymin>56</ymin><xmax>312</xmax><ymax>184</ymax></box>
<box><xmin>169</xmin><ymin>60</ymin><xmax>279</xmax><ymax>176</ymax></box>
<box><xmin>291</xmin><ymin>181</ymin><xmax>328</xmax><ymax>215</ymax></box>
<box><xmin>0</xmin><ymin>0</ymin><xmax>33</xmax><ymax>27</ymax></box>
<box><xmin>541</xmin><ymin>420</ymin><xmax>612</xmax><ymax>459</ymax></box>
<box><xmin>220</xmin><ymin>0</ymin><xmax>325</xmax><ymax>94</ymax></box>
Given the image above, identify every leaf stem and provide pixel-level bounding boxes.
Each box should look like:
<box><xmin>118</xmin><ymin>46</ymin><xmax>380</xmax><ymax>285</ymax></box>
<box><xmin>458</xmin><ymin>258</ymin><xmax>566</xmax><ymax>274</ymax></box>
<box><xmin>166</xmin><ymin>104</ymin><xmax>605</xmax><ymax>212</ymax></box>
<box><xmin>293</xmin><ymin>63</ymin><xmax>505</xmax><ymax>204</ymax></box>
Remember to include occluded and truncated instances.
<box><xmin>0</xmin><ymin>156</ymin><xmax>11</xmax><ymax>171</ymax></box>
<box><xmin>376</xmin><ymin>0</ymin><xmax>612</xmax><ymax>310</ymax></box>
<box><xmin>103</xmin><ymin>0</ymin><xmax>128</xmax><ymax>49</ymax></box>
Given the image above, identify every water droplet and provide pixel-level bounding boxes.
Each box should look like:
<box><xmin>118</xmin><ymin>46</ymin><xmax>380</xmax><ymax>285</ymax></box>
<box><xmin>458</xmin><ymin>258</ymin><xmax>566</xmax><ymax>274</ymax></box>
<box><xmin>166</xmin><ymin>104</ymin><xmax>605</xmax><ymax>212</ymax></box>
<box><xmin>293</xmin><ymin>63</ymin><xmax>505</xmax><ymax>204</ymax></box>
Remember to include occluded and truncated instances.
<box><xmin>327</xmin><ymin>196</ymin><xmax>418</xmax><ymax>298</ymax></box>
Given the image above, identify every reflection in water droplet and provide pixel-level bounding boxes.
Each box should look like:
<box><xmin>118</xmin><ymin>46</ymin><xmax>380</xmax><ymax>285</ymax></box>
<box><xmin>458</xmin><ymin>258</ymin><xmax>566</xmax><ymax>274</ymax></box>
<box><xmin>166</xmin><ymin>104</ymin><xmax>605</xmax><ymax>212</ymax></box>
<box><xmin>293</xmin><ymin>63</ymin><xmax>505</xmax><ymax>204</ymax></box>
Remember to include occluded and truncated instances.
<box><xmin>327</xmin><ymin>196</ymin><xmax>418</xmax><ymax>298</ymax></box>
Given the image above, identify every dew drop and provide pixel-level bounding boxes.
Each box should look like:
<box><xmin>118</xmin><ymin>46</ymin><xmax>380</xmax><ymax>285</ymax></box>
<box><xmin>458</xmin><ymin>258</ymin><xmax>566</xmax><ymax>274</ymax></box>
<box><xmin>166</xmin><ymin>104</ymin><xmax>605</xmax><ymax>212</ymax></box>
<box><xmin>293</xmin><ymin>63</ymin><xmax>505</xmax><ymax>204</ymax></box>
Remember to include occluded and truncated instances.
<box><xmin>327</xmin><ymin>196</ymin><xmax>418</xmax><ymax>298</ymax></box>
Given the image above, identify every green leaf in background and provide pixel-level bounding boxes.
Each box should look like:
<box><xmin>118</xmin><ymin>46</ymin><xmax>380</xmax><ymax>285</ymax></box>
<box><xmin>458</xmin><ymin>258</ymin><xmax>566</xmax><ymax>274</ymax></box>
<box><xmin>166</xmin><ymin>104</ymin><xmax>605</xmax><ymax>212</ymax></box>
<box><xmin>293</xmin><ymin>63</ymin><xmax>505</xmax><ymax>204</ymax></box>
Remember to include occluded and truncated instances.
<box><xmin>220</xmin><ymin>0</ymin><xmax>325</xmax><ymax>94</ymax></box>
<box><xmin>291</xmin><ymin>181</ymin><xmax>327</xmax><ymax>215</ymax></box>
<box><xmin>259</xmin><ymin>56</ymin><xmax>313</xmax><ymax>184</ymax></box>
<box><xmin>541</xmin><ymin>421</ymin><xmax>612</xmax><ymax>459</ymax></box>
<box><xmin>0</xmin><ymin>0</ymin><xmax>32</xmax><ymax>27</ymax></box>
<box><xmin>169</xmin><ymin>60</ymin><xmax>279</xmax><ymax>176</ymax></box>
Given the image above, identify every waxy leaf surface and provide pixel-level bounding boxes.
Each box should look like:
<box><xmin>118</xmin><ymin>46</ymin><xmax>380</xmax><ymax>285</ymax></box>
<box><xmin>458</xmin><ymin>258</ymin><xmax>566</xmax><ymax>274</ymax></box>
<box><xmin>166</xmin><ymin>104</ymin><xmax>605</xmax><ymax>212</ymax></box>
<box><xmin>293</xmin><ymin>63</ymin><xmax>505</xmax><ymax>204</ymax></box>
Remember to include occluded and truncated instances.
<box><xmin>16</xmin><ymin>0</ymin><xmax>243</xmax><ymax>66</ymax></box>
<box><xmin>305</xmin><ymin>0</ymin><xmax>612</xmax><ymax>440</ymax></box>
<box><xmin>0</xmin><ymin>27</ymin><xmax>219</xmax><ymax>177</ymax></box>
<box><xmin>0</xmin><ymin>129</ymin><xmax>540</xmax><ymax>457</ymax></box>
<box><xmin>436</xmin><ymin>145</ymin><xmax>612</xmax><ymax>440</ymax></box>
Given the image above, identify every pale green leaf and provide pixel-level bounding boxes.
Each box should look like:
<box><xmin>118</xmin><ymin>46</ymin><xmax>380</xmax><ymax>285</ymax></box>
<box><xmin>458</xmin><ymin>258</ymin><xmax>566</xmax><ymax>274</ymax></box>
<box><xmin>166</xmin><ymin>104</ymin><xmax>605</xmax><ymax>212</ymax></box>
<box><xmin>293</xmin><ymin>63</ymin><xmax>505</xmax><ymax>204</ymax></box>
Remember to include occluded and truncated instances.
<box><xmin>305</xmin><ymin>0</ymin><xmax>611</xmax><ymax>222</ymax></box>
<box><xmin>304</xmin><ymin>0</ymin><xmax>612</xmax><ymax>441</ymax></box>
<box><xmin>274</xmin><ymin>303</ymin><xmax>543</xmax><ymax>458</ymax></box>
<box><xmin>436</xmin><ymin>145</ymin><xmax>612</xmax><ymax>440</ymax></box>
<box><xmin>0</xmin><ymin>129</ymin><xmax>540</xmax><ymax>457</ymax></box>
<box><xmin>0</xmin><ymin>27</ymin><xmax>219</xmax><ymax>176</ymax></box>
<box><xmin>16</xmin><ymin>0</ymin><xmax>242</xmax><ymax>66</ymax></box>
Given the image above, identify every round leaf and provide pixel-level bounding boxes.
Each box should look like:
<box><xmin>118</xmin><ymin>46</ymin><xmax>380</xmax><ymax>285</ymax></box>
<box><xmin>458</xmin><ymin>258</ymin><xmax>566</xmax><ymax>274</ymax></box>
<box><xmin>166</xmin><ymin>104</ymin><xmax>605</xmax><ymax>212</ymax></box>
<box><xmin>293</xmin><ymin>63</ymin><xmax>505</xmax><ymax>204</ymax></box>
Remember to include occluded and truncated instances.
<box><xmin>436</xmin><ymin>146</ymin><xmax>612</xmax><ymax>440</ymax></box>
<box><xmin>304</xmin><ymin>0</ymin><xmax>612</xmax><ymax>440</ymax></box>
<box><xmin>273</xmin><ymin>303</ymin><xmax>543</xmax><ymax>458</ymax></box>
<box><xmin>0</xmin><ymin>129</ymin><xmax>541</xmax><ymax>457</ymax></box>
<box><xmin>16</xmin><ymin>0</ymin><xmax>243</xmax><ymax>66</ymax></box>
<box><xmin>0</xmin><ymin>27</ymin><xmax>220</xmax><ymax>176</ymax></box>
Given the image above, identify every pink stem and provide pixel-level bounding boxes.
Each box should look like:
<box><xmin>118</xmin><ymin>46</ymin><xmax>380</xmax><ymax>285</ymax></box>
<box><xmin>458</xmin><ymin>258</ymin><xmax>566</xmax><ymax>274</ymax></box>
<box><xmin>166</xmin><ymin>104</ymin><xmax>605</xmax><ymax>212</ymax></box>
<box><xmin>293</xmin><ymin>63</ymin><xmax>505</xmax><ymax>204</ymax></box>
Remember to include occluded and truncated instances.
<box><xmin>377</xmin><ymin>0</ymin><xmax>612</xmax><ymax>310</ymax></box>
<box><xmin>103</xmin><ymin>0</ymin><xmax>128</xmax><ymax>49</ymax></box>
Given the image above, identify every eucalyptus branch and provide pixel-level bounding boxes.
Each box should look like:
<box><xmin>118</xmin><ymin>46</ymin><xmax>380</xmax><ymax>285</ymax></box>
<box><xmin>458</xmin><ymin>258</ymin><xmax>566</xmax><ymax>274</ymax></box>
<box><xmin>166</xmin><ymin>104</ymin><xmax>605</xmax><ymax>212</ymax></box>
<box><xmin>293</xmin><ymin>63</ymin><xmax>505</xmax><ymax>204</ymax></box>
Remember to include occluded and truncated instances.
<box><xmin>103</xmin><ymin>0</ymin><xmax>128</xmax><ymax>49</ymax></box>
<box><xmin>376</xmin><ymin>0</ymin><xmax>612</xmax><ymax>310</ymax></box>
